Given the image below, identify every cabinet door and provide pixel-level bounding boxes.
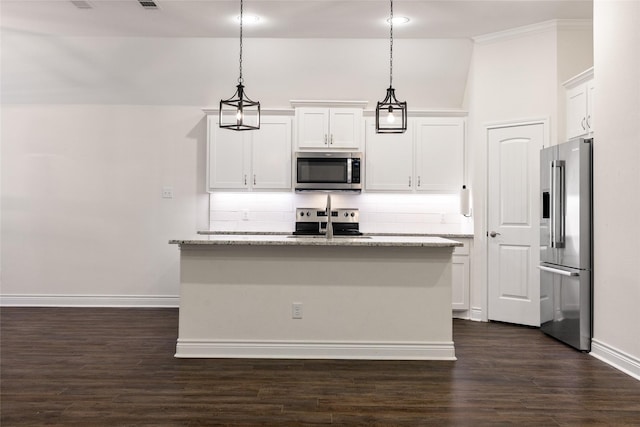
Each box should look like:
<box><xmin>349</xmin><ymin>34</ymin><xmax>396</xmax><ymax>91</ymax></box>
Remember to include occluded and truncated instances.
<box><xmin>251</xmin><ymin>117</ymin><xmax>292</xmax><ymax>190</ymax></box>
<box><xmin>452</xmin><ymin>255</ymin><xmax>470</xmax><ymax>311</ymax></box>
<box><xmin>365</xmin><ymin>119</ymin><xmax>414</xmax><ymax>191</ymax></box>
<box><xmin>566</xmin><ymin>83</ymin><xmax>589</xmax><ymax>139</ymax></box>
<box><xmin>208</xmin><ymin>117</ymin><xmax>250</xmax><ymax>190</ymax></box>
<box><xmin>586</xmin><ymin>79</ymin><xmax>595</xmax><ymax>135</ymax></box>
<box><xmin>415</xmin><ymin>118</ymin><xmax>464</xmax><ymax>192</ymax></box>
<box><xmin>297</xmin><ymin>108</ymin><xmax>329</xmax><ymax>148</ymax></box>
<box><xmin>329</xmin><ymin>108</ymin><xmax>362</xmax><ymax>149</ymax></box>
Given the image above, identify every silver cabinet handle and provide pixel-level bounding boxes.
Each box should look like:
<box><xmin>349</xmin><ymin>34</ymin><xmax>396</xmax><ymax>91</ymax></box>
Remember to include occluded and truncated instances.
<box><xmin>244</xmin><ymin>175</ymin><xmax>247</xmax><ymax>185</ymax></box>
<box><xmin>253</xmin><ymin>174</ymin><xmax>256</xmax><ymax>185</ymax></box>
<box><xmin>586</xmin><ymin>115</ymin><xmax>592</xmax><ymax>129</ymax></box>
<box><xmin>538</xmin><ymin>265</ymin><xmax>579</xmax><ymax>277</ymax></box>
<box><xmin>417</xmin><ymin>176</ymin><xmax>421</xmax><ymax>187</ymax></box>
<box><xmin>324</xmin><ymin>134</ymin><xmax>328</xmax><ymax>145</ymax></box>
<box><xmin>409</xmin><ymin>176</ymin><xmax>412</xmax><ymax>187</ymax></box>
<box><xmin>581</xmin><ymin>118</ymin><xmax>586</xmax><ymax>130</ymax></box>
<box><xmin>330</xmin><ymin>134</ymin><xmax>334</xmax><ymax>145</ymax></box>
<box><xmin>489</xmin><ymin>231</ymin><xmax>501</xmax><ymax>238</ymax></box>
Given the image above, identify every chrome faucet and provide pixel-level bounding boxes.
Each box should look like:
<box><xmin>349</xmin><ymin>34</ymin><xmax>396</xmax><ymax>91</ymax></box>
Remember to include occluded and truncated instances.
<box><xmin>320</xmin><ymin>194</ymin><xmax>333</xmax><ymax>239</ymax></box>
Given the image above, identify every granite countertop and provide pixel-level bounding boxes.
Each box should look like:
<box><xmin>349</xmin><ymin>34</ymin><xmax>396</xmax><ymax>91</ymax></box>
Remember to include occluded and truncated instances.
<box><xmin>196</xmin><ymin>231</ymin><xmax>475</xmax><ymax>238</ymax></box>
<box><xmin>170</xmin><ymin>234</ymin><xmax>462</xmax><ymax>248</ymax></box>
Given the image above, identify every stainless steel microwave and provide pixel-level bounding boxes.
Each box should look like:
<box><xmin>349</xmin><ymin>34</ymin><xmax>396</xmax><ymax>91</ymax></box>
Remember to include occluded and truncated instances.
<box><xmin>294</xmin><ymin>152</ymin><xmax>362</xmax><ymax>192</ymax></box>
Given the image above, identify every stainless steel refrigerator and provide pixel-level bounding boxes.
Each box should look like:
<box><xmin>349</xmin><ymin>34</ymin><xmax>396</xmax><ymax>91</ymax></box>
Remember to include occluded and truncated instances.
<box><xmin>539</xmin><ymin>137</ymin><xmax>593</xmax><ymax>351</ymax></box>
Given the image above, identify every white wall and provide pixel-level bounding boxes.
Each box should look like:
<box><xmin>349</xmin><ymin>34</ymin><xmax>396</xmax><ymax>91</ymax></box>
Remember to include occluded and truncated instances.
<box><xmin>1</xmin><ymin>105</ymin><xmax>209</xmax><ymax>304</ymax></box>
<box><xmin>465</xmin><ymin>24</ymin><xmax>557</xmax><ymax>322</ymax></box>
<box><xmin>1</xmin><ymin>34</ymin><xmax>472</xmax><ymax>108</ymax></box>
<box><xmin>1</xmin><ymin>35</ymin><xmax>472</xmax><ymax>304</ymax></box>
<box><xmin>590</xmin><ymin>0</ymin><xmax>640</xmax><ymax>379</ymax></box>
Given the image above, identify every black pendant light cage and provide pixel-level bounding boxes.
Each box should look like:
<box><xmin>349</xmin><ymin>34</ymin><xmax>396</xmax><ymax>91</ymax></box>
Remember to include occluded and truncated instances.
<box><xmin>219</xmin><ymin>0</ymin><xmax>260</xmax><ymax>131</ymax></box>
<box><xmin>375</xmin><ymin>0</ymin><xmax>407</xmax><ymax>134</ymax></box>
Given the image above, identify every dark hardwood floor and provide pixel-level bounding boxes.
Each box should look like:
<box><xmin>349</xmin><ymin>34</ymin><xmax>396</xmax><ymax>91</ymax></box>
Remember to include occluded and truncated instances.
<box><xmin>1</xmin><ymin>308</ymin><xmax>639</xmax><ymax>426</ymax></box>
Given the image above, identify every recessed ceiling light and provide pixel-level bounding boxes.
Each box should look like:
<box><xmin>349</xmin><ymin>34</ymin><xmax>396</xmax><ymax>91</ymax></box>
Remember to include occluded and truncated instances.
<box><xmin>236</xmin><ymin>14</ymin><xmax>260</xmax><ymax>24</ymax></box>
<box><xmin>386</xmin><ymin>16</ymin><xmax>410</xmax><ymax>25</ymax></box>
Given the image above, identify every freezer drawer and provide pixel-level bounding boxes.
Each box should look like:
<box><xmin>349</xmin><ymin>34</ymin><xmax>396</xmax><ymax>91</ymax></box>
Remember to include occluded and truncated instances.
<box><xmin>539</xmin><ymin>263</ymin><xmax>591</xmax><ymax>351</ymax></box>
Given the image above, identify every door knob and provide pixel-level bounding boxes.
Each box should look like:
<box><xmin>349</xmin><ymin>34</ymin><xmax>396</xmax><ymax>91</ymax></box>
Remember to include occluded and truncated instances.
<box><xmin>489</xmin><ymin>231</ymin><xmax>501</xmax><ymax>238</ymax></box>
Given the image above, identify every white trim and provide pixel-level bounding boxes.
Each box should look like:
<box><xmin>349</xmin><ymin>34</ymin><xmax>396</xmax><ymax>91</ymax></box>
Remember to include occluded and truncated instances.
<box><xmin>202</xmin><ymin>108</ymin><xmax>294</xmax><ymax>116</ymax></box>
<box><xmin>562</xmin><ymin>67</ymin><xmax>594</xmax><ymax>88</ymax></box>
<box><xmin>485</xmin><ymin>117</ymin><xmax>549</xmax><ymax>131</ymax></box>
<box><xmin>175</xmin><ymin>339</ymin><xmax>456</xmax><ymax>360</ymax></box>
<box><xmin>473</xmin><ymin>19</ymin><xmax>591</xmax><ymax>45</ymax></box>
<box><xmin>363</xmin><ymin>109</ymin><xmax>468</xmax><ymax>118</ymax></box>
<box><xmin>0</xmin><ymin>294</ymin><xmax>179</xmax><ymax>308</ymax></box>
<box><xmin>289</xmin><ymin>100</ymin><xmax>369</xmax><ymax>109</ymax></box>
<box><xmin>591</xmin><ymin>339</ymin><xmax>640</xmax><ymax>381</ymax></box>
<box><xmin>470</xmin><ymin>307</ymin><xmax>484</xmax><ymax>322</ymax></box>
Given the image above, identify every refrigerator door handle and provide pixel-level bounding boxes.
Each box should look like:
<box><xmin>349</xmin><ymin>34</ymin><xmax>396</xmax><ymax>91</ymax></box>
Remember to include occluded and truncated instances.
<box><xmin>551</xmin><ymin>160</ymin><xmax>566</xmax><ymax>248</ymax></box>
<box><xmin>538</xmin><ymin>265</ymin><xmax>579</xmax><ymax>277</ymax></box>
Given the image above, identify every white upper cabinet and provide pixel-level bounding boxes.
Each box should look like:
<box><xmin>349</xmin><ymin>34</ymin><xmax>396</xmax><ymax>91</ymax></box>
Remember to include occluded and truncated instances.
<box><xmin>365</xmin><ymin>119</ymin><xmax>414</xmax><ymax>191</ymax></box>
<box><xmin>296</xmin><ymin>107</ymin><xmax>363</xmax><ymax>150</ymax></box>
<box><xmin>365</xmin><ymin>117</ymin><xmax>466</xmax><ymax>193</ymax></box>
<box><xmin>415</xmin><ymin>118</ymin><xmax>465</xmax><ymax>192</ymax></box>
<box><xmin>207</xmin><ymin>115</ymin><xmax>292</xmax><ymax>191</ymax></box>
<box><xmin>564</xmin><ymin>68</ymin><xmax>594</xmax><ymax>140</ymax></box>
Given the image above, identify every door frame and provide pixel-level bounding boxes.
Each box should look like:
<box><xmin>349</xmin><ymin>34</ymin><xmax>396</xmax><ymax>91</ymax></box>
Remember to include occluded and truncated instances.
<box><xmin>481</xmin><ymin>117</ymin><xmax>550</xmax><ymax>323</ymax></box>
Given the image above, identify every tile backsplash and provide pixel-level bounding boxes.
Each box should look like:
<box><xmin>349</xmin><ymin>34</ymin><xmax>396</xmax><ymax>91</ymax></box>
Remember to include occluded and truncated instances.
<box><xmin>209</xmin><ymin>192</ymin><xmax>473</xmax><ymax>235</ymax></box>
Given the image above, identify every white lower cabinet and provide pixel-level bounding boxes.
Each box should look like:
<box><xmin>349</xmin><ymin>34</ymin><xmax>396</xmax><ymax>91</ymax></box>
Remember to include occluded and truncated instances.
<box><xmin>452</xmin><ymin>238</ymin><xmax>472</xmax><ymax>313</ymax></box>
<box><xmin>365</xmin><ymin>117</ymin><xmax>465</xmax><ymax>192</ymax></box>
<box><xmin>207</xmin><ymin>115</ymin><xmax>292</xmax><ymax>191</ymax></box>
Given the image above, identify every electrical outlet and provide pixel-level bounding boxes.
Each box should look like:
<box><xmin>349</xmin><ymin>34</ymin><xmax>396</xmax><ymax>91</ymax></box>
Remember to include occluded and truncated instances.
<box><xmin>162</xmin><ymin>186</ymin><xmax>174</xmax><ymax>199</ymax></box>
<box><xmin>292</xmin><ymin>303</ymin><xmax>303</xmax><ymax>319</ymax></box>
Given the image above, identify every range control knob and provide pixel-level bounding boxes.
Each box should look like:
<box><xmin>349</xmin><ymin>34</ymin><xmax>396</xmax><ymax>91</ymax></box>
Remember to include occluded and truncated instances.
<box><xmin>350</xmin><ymin>212</ymin><xmax>355</xmax><ymax>217</ymax></box>
<box><xmin>306</xmin><ymin>211</ymin><xmax>311</xmax><ymax>216</ymax></box>
<box><xmin>344</xmin><ymin>212</ymin><xmax>349</xmax><ymax>217</ymax></box>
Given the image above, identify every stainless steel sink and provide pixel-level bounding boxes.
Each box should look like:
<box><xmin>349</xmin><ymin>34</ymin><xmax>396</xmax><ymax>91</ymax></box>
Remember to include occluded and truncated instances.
<box><xmin>287</xmin><ymin>235</ymin><xmax>372</xmax><ymax>239</ymax></box>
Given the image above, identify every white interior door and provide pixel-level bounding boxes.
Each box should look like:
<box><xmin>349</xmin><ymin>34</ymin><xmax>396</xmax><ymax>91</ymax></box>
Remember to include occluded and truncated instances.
<box><xmin>487</xmin><ymin>123</ymin><xmax>544</xmax><ymax>326</ymax></box>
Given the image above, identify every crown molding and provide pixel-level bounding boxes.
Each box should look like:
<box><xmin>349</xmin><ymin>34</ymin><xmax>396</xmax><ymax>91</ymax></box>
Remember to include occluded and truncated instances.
<box><xmin>473</xmin><ymin>19</ymin><xmax>592</xmax><ymax>45</ymax></box>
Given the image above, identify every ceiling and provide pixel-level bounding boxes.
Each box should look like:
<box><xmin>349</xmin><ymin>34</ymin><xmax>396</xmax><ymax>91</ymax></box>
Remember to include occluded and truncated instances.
<box><xmin>1</xmin><ymin>0</ymin><xmax>593</xmax><ymax>39</ymax></box>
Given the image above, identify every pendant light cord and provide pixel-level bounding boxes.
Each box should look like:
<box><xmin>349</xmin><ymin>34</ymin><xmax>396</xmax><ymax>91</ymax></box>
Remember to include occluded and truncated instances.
<box><xmin>238</xmin><ymin>0</ymin><xmax>244</xmax><ymax>84</ymax></box>
<box><xmin>389</xmin><ymin>0</ymin><xmax>393</xmax><ymax>88</ymax></box>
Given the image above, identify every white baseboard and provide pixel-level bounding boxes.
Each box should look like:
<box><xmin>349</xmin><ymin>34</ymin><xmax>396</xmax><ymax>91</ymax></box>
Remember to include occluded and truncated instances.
<box><xmin>591</xmin><ymin>339</ymin><xmax>640</xmax><ymax>381</ymax></box>
<box><xmin>470</xmin><ymin>307</ymin><xmax>484</xmax><ymax>322</ymax></box>
<box><xmin>0</xmin><ymin>294</ymin><xmax>179</xmax><ymax>308</ymax></box>
<box><xmin>175</xmin><ymin>339</ymin><xmax>457</xmax><ymax>361</ymax></box>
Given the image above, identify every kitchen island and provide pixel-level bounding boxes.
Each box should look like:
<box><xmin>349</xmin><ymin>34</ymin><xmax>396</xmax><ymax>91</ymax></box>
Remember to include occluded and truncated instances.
<box><xmin>170</xmin><ymin>234</ymin><xmax>462</xmax><ymax>360</ymax></box>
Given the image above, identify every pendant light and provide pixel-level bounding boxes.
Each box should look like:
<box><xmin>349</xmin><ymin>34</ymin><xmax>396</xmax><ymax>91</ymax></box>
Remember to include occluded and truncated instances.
<box><xmin>375</xmin><ymin>0</ymin><xmax>407</xmax><ymax>134</ymax></box>
<box><xmin>219</xmin><ymin>0</ymin><xmax>260</xmax><ymax>131</ymax></box>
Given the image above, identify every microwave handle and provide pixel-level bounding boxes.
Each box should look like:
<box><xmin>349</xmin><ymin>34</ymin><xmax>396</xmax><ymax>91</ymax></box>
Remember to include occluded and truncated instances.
<box><xmin>347</xmin><ymin>158</ymin><xmax>352</xmax><ymax>184</ymax></box>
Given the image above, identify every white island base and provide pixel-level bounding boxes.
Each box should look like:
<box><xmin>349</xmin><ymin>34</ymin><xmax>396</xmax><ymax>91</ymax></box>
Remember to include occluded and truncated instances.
<box><xmin>173</xmin><ymin>236</ymin><xmax>458</xmax><ymax>360</ymax></box>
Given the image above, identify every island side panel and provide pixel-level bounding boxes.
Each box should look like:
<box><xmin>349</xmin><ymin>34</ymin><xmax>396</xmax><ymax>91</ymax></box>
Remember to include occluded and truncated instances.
<box><xmin>176</xmin><ymin>244</ymin><xmax>454</xmax><ymax>359</ymax></box>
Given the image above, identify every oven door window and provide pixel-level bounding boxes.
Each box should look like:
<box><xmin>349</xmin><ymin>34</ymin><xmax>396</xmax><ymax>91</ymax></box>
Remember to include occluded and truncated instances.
<box><xmin>297</xmin><ymin>159</ymin><xmax>348</xmax><ymax>183</ymax></box>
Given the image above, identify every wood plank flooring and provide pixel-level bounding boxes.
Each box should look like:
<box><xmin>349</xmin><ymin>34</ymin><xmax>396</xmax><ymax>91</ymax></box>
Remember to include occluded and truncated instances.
<box><xmin>1</xmin><ymin>307</ymin><xmax>639</xmax><ymax>426</ymax></box>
